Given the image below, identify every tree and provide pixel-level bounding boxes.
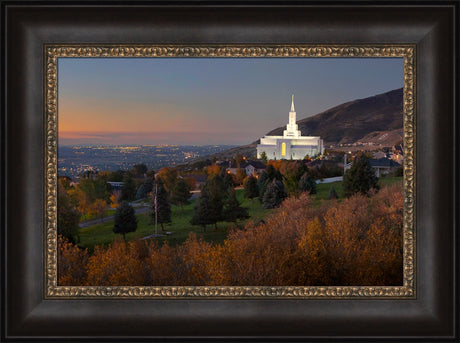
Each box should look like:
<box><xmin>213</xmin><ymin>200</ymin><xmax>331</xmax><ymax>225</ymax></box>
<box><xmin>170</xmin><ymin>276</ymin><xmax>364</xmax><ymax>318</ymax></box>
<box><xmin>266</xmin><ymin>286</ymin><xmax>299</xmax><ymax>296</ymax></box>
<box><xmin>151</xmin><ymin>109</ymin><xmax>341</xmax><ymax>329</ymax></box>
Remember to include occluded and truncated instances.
<box><xmin>205</xmin><ymin>164</ymin><xmax>221</xmax><ymax>178</ymax></box>
<box><xmin>328</xmin><ymin>186</ymin><xmax>338</xmax><ymax>199</ymax></box>
<box><xmin>132</xmin><ymin>163</ymin><xmax>148</xmax><ymax>177</ymax></box>
<box><xmin>121</xmin><ymin>172</ymin><xmax>137</xmax><ymax>201</ymax></box>
<box><xmin>58</xmin><ymin>176</ymin><xmax>72</xmax><ymax>190</ymax></box>
<box><xmin>190</xmin><ymin>188</ymin><xmax>214</xmax><ymax>232</ymax></box>
<box><xmin>157</xmin><ymin>167</ymin><xmax>178</xmax><ymax>193</ymax></box>
<box><xmin>262</xmin><ymin>179</ymin><xmax>287</xmax><ymax>209</ymax></box>
<box><xmin>93</xmin><ymin>198</ymin><xmax>107</xmax><ymax>222</ymax></box>
<box><xmin>244</xmin><ymin>175</ymin><xmax>259</xmax><ymax>200</ymax></box>
<box><xmin>259</xmin><ymin>151</ymin><xmax>268</xmax><ymax>164</ymax></box>
<box><xmin>257</xmin><ymin>171</ymin><xmax>270</xmax><ymax>201</ymax></box>
<box><xmin>57</xmin><ymin>236</ymin><xmax>89</xmax><ymax>286</ymax></box>
<box><xmin>204</xmin><ymin>175</ymin><xmax>227</xmax><ymax>229</ymax></box>
<box><xmin>150</xmin><ymin>179</ymin><xmax>172</xmax><ymax>231</ymax></box>
<box><xmin>113</xmin><ymin>201</ymin><xmax>137</xmax><ymax>241</ymax></box>
<box><xmin>235</xmin><ymin>168</ymin><xmax>247</xmax><ymax>186</ymax></box>
<box><xmin>136</xmin><ymin>179</ymin><xmax>154</xmax><ymax>199</ymax></box>
<box><xmin>299</xmin><ymin>173</ymin><xmax>317</xmax><ymax>195</ymax></box>
<box><xmin>223</xmin><ymin>172</ymin><xmax>235</xmax><ymax>189</ymax></box>
<box><xmin>57</xmin><ymin>182</ymin><xmax>81</xmax><ymax>244</ymax></box>
<box><xmin>171</xmin><ymin>178</ymin><xmax>192</xmax><ymax>208</ymax></box>
<box><xmin>257</xmin><ymin>165</ymin><xmax>283</xmax><ymax>201</ymax></box>
<box><xmin>281</xmin><ymin>161</ymin><xmax>307</xmax><ymax>198</ymax></box>
<box><xmin>146</xmin><ymin>169</ymin><xmax>156</xmax><ymax>179</ymax></box>
<box><xmin>67</xmin><ymin>186</ymin><xmax>90</xmax><ymax>216</ymax></box>
<box><xmin>108</xmin><ymin>170</ymin><xmax>125</xmax><ymax>182</ymax></box>
<box><xmin>222</xmin><ymin>188</ymin><xmax>249</xmax><ymax>223</ymax></box>
<box><xmin>343</xmin><ymin>153</ymin><xmax>380</xmax><ymax>197</ymax></box>
<box><xmin>265</xmin><ymin>164</ymin><xmax>282</xmax><ymax>181</ymax></box>
<box><xmin>110</xmin><ymin>190</ymin><xmax>122</xmax><ymax>208</ymax></box>
<box><xmin>183</xmin><ymin>176</ymin><xmax>197</xmax><ymax>191</ymax></box>
<box><xmin>94</xmin><ymin>178</ymin><xmax>111</xmax><ymax>202</ymax></box>
<box><xmin>77</xmin><ymin>178</ymin><xmax>110</xmax><ymax>204</ymax></box>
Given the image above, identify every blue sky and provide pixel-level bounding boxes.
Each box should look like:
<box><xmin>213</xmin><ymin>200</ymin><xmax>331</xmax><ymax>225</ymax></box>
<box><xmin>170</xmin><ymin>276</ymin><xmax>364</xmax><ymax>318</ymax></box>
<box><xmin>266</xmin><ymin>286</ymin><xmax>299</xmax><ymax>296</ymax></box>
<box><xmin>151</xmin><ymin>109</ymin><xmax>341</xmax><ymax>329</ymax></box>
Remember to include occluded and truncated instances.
<box><xmin>58</xmin><ymin>57</ymin><xmax>403</xmax><ymax>145</ymax></box>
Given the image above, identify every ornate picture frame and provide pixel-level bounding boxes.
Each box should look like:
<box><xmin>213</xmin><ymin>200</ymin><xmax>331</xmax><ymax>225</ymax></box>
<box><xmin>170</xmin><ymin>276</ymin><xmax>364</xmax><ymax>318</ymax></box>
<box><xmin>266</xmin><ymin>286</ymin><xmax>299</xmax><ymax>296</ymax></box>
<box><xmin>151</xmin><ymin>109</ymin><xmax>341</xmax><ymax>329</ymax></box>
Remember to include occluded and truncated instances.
<box><xmin>2</xmin><ymin>1</ymin><xmax>456</xmax><ymax>341</ymax></box>
<box><xmin>46</xmin><ymin>44</ymin><xmax>415</xmax><ymax>299</ymax></box>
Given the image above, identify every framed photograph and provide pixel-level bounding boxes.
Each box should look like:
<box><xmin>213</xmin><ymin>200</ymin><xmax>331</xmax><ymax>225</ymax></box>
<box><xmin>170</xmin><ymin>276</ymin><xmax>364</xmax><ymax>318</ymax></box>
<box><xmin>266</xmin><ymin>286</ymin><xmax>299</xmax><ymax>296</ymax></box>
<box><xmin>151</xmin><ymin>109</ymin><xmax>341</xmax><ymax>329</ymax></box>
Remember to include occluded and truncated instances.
<box><xmin>2</xmin><ymin>1</ymin><xmax>457</xmax><ymax>341</ymax></box>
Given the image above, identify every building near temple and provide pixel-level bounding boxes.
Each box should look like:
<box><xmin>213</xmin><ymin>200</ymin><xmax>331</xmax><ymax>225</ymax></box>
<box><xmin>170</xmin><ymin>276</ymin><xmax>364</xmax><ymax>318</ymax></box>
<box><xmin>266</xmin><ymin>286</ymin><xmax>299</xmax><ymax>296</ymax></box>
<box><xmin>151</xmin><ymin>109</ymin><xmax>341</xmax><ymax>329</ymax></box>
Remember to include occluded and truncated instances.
<box><xmin>227</xmin><ymin>160</ymin><xmax>266</xmax><ymax>176</ymax></box>
<box><xmin>256</xmin><ymin>96</ymin><xmax>324</xmax><ymax>160</ymax></box>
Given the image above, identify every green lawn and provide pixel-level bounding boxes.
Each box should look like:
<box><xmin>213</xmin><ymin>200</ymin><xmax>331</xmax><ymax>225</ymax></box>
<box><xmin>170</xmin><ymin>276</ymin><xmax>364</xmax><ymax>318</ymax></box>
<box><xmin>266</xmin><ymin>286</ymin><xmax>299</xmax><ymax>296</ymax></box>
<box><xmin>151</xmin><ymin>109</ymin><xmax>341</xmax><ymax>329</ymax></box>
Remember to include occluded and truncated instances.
<box><xmin>312</xmin><ymin>176</ymin><xmax>402</xmax><ymax>206</ymax></box>
<box><xmin>313</xmin><ymin>181</ymin><xmax>344</xmax><ymax>206</ymax></box>
<box><xmin>80</xmin><ymin>208</ymin><xmax>117</xmax><ymax>222</ymax></box>
<box><xmin>78</xmin><ymin>189</ymin><xmax>272</xmax><ymax>251</ymax></box>
<box><xmin>78</xmin><ymin>177</ymin><xmax>403</xmax><ymax>251</ymax></box>
<box><xmin>378</xmin><ymin>176</ymin><xmax>403</xmax><ymax>187</ymax></box>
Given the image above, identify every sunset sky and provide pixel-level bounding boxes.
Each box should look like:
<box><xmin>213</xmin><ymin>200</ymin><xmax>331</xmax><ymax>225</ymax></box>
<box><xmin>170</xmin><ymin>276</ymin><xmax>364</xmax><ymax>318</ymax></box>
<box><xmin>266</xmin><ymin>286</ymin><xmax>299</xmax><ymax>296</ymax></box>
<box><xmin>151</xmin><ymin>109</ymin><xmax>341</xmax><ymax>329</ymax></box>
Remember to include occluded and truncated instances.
<box><xmin>58</xmin><ymin>57</ymin><xmax>403</xmax><ymax>145</ymax></box>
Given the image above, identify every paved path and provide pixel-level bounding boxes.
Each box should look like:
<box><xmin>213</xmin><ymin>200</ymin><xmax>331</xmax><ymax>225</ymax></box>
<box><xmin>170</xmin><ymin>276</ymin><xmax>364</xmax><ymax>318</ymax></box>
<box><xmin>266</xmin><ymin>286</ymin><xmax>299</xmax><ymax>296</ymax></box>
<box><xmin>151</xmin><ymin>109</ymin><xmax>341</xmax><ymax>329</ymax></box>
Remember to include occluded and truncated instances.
<box><xmin>79</xmin><ymin>207</ymin><xmax>149</xmax><ymax>228</ymax></box>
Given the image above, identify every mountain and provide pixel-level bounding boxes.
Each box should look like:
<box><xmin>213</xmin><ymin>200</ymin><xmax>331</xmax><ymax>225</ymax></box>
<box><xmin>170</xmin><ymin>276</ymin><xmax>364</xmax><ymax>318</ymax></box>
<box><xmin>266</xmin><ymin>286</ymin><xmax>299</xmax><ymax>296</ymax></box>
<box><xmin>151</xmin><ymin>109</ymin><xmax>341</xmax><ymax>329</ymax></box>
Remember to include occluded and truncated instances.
<box><xmin>266</xmin><ymin>88</ymin><xmax>403</xmax><ymax>146</ymax></box>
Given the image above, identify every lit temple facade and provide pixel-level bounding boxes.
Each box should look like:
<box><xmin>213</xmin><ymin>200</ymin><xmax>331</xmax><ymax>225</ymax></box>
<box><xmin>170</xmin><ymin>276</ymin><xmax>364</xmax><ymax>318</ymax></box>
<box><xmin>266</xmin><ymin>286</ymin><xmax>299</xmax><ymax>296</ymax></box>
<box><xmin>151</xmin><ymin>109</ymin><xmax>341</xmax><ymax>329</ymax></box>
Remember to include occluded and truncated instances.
<box><xmin>256</xmin><ymin>95</ymin><xmax>324</xmax><ymax>160</ymax></box>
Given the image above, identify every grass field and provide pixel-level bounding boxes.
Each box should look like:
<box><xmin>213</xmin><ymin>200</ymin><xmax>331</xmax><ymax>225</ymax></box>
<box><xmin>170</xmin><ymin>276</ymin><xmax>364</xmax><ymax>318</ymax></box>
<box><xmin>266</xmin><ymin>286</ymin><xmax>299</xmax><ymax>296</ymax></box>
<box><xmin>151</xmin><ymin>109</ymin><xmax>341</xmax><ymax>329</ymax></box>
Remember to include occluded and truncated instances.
<box><xmin>78</xmin><ymin>177</ymin><xmax>403</xmax><ymax>251</ymax></box>
<box><xmin>78</xmin><ymin>189</ymin><xmax>271</xmax><ymax>251</ymax></box>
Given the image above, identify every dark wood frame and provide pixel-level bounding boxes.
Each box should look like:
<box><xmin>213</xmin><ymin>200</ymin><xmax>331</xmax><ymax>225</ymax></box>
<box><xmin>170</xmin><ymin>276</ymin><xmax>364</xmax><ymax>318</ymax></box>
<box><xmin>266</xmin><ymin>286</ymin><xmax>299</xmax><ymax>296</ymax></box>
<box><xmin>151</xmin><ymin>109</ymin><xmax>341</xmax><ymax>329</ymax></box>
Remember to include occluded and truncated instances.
<box><xmin>1</xmin><ymin>1</ymin><xmax>457</xmax><ymax>341</ymax></box>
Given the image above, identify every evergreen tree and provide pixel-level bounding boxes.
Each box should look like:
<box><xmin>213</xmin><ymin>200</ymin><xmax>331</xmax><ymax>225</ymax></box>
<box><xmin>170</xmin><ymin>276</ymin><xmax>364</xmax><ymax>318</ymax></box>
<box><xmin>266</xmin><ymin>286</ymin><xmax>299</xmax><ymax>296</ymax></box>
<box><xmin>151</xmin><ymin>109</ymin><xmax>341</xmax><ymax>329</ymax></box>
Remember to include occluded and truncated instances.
<box><xmin>299</xmin><ymin>172</ymin><xmax>317</xmax><ymax>195</ymax></box>
<box><xmin>136</xmin><ymin>179</ymin><xmax>154</xmax><ymax>199</ymax></box>
<box><xmin>57</xmin><ymin>182</ymin><xmax>81</xmax><ymax>244</ymax></box>
<box><xmin>223</xmin><ymin>172</ymin><xmax>235</xmax><ymax>189</ymax></box>
<box><xmin>150</xmin><ymin>178</ymin><xmax>172</xmax><ymax>231</ymax></box>
<box><xmin>257</xmin><ymin>170</ymin><xmax>270</xmax><ymax>201</ymax></box>
<box><xmin>121</xmin><ymin>172</ymin><xmax>137</xmax><ymax>202</ymax></box>
<box><xmin>328</xmin><ymin>186</ymin><xmax>339</xmax><ymax>199</ymax></box>
<box><xmin>244</xmin><ymin>175</ymin><xmax>259</xmax><ymax>200</ymax></box>
<box><xmin>262</xmin><ymin>179</ymin><xmax>287</xmax><ymax>209</ymax></box>
<box><xmin>171</xmin><ymin>178</ymin><xmax>192</xmax><ymax>208</ymax></box>
<box><xmin>258</xmin><ymin>165</ymin><xmax>282</xmax><ymax>201</ymax></box>
<box><xmin>343</xmin><ymin>153</ymin><xmax>380</xmax><ymax>197</ymax></box>
<box><xmin>266</xmin><ymin>164</ymin><xmax>282</xmax><ymax>181</ymax></box>
<box><xmin>222</xmin><ymin>188</ymin><xmax>249</xmax><ymax>223</ymax></box>
<box><xmin>113</xmin><ymin>201</ymin><xmax>137</xmax><ymax>241</ymax></box>
<box><xmin>259</xmin><ymin>151</ymin><xmax>268</xmax><ymax>164</ymax></box>
<box><xmin>190</xmin><ymin>188</ymin><xmax>214</xmax><ymax>232</ymax></box>
<box><xmin>202</xmin><ymin>175</ymin><xmax>226</xmax><ymax>229</ymax></box>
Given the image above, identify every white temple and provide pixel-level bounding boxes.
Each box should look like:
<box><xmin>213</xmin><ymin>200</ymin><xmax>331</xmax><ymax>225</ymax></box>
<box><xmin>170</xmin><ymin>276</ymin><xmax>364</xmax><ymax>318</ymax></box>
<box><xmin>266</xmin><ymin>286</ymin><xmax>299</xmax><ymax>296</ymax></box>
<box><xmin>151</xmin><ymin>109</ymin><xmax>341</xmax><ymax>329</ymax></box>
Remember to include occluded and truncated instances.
<box><xmin>256</xmin><ymin>95</ymin><xmax>324</xmax><ymax>160</ymax></box>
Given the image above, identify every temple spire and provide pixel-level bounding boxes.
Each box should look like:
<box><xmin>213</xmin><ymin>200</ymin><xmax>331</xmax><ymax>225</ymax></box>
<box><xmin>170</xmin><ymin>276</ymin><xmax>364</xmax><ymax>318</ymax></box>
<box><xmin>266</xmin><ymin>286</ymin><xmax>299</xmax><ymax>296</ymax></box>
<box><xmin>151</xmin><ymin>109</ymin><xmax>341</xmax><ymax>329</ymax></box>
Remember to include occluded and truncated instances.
<box><xmin>284</xmin><ymin>94</ymin><xmax>301</xmax><ymax>138</ymax></box>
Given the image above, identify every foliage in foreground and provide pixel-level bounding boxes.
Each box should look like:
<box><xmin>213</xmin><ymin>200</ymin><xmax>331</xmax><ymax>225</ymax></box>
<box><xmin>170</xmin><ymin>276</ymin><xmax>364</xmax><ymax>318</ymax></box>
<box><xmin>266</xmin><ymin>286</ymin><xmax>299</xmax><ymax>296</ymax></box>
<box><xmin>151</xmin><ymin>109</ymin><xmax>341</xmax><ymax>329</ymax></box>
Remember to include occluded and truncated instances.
<box><xmin>58</xmin><ymin>184</ymin><xmax>403</xmax><ymax>287</ymax></box>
